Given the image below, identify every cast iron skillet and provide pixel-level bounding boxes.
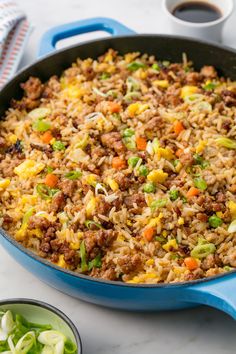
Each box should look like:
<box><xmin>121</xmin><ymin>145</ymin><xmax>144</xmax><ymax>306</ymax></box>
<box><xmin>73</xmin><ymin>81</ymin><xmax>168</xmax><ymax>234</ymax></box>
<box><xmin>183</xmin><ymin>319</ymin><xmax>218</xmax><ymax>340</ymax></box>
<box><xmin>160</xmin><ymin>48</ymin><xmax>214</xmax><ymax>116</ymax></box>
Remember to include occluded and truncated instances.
<box><xmin>1</xmin><ymin>17</ymin><xmax>236</xmax><ymax>317</ymax></box>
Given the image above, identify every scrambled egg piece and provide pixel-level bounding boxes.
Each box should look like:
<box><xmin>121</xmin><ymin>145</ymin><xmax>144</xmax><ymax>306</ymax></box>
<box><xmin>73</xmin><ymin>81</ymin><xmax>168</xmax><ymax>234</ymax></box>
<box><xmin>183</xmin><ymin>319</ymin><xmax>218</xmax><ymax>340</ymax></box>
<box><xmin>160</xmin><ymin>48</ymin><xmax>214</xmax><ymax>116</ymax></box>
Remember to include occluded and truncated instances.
<box><xmin>0</xmin><ymin>179</ymin><xmax>10</xmax><ymax>190</ymax></box>
<box><xmin>153</xmin><ymin>80</ymin><xmax>169</xmax><ymax>88</ymax></box>
<box><xmin>14</xmin><ymin>160</ymin><xmax>45</xmax><ymax>179</ymax></box>
<box><xmin>147</xmin><ymin>169</ymin><xmax>168</xmax><ymax>184</ymax></box>
<box><xmin>181</xmin><ymin>85</ymin><xmax>198</xmax><ymax>99</ymax></box>
<box><xmin>128</xmin><ymin>103</ymin><xmax>149</xmax><ymax>117</ymax></box>
<box><xmin>163</xmin><ymin>239</ymin><xmax>178</xmax><ymax>252</ymax></box>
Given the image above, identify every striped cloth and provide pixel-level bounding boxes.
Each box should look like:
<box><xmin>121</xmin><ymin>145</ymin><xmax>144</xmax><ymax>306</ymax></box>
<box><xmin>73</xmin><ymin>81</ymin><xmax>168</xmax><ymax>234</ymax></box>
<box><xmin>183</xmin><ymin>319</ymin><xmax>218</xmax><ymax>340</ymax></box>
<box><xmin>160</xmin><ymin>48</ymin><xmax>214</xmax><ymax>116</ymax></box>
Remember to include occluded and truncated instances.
<box><xmin>0</xmin><ymin>0</ymin><xmax>32</xmax><ymax>88</ymax></box>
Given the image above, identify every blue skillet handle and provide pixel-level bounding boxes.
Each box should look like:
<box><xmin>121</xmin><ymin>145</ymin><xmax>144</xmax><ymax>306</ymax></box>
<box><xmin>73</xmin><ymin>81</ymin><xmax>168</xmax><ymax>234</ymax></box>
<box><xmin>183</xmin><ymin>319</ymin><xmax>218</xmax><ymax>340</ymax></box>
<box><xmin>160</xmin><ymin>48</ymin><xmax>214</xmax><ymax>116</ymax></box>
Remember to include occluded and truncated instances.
<box><xmin>185</xmin><ymin>273</ymin><xmax>236</xmax><ymax>320</ymax></box>
<box><xmin>38</xmin><ymin>17</ymin><xmax>135</xmax><ymax>57</ymax></box>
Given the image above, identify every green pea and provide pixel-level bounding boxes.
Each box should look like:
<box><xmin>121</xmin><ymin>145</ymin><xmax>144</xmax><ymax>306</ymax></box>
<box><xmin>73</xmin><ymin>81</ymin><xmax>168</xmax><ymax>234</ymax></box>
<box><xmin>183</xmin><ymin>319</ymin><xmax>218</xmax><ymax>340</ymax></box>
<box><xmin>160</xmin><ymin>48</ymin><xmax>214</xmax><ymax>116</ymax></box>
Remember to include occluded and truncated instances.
<box><xmin>169</xmin><ymin>189</ymin><xmax>179</xmax><ymax>201</ymax></box>
<box><xmin>128</xmin><ymin>156</ymin><xmax>141</xmax><ymax>168</ymax></box>
<box><xmin>139</xmin><ymin>165</ymin><xmax>149</xmax><ymax>176</ymax></box>
<box><xmin>123</xmin><ymin>128</ymin><xmax>135</xmax><ymax>137</ymax></box>
<box><xmin>52</xmin><ymin>140</ymin><xmax>66</xmax><ymax>151</ymax></box>
<box><xmin>127</xmin><ymin>61</ymin><xmax>146</xmax><ymax>71</ymax></box>
<box><xmin>143</xmin><ymin>182</ymin><xmax>156</xmax><ymax>193</ymax></box>
<box><xmin>194</xmin><ymin>177</ymin><xmax>207</xmax><ymax>190</ymax></box>
<box><xmin>208</xmin><ymin>214</ymin><xmax>223</xmax><ymax>228</ymax></box>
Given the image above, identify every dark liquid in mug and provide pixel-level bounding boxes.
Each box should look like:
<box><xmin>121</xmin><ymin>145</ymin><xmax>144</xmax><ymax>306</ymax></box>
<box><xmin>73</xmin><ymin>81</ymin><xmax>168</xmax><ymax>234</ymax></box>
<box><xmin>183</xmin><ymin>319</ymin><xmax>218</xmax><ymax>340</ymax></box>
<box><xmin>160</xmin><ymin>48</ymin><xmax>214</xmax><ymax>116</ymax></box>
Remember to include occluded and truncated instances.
<box><xmin>172</xmin><ymin>1</ymin><xmax>222</xmax><ymax>23</ymax></box>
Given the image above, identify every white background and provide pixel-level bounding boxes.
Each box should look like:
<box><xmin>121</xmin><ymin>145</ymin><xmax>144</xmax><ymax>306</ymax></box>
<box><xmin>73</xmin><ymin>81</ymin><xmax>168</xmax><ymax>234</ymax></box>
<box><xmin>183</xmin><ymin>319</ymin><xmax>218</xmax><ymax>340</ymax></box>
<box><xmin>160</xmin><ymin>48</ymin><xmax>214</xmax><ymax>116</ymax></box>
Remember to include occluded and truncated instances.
<box><xmin>1</xmin><ymin>0</ymin><xmax>236</xmax><ymax>353</ymax></box>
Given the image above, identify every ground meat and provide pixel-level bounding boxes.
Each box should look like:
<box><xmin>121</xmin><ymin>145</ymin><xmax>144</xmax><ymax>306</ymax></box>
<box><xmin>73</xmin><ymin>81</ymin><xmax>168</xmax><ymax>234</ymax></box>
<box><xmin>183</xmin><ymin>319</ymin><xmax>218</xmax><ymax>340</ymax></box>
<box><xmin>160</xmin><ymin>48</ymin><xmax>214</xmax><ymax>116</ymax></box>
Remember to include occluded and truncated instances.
<box><xmin>90</xmin><ymin>266</ymin><xmax>118</xmax><ymax>280</ymax></box>
<box><xmin>30</xmin><ymin>143</ymin><xmax>52</xmax><ymax>156</ymax></box>
<box><xmin>2</xmin><ymin>214</ymin><xmax>13</xmax><ymax>229</ymax></box>
<box><xmin>221</xmin><ymin>90</ymin><xmax>236</xmax><ymax>107</ymax></box>
<box><xmin>201</xmin><ymin>254</ymin><xmax>217</xmax><ymax>270</ymax></box>
<box><xmin>196</xmin><ymin>213</ymin><xmax>208</xmax><ymax>222</ymax></box>
<box><xmin>58</xmin><ymin>180</ymin><xmax>77</xmax><ymax>198</ymax></box>
<box><xmin>28</xmin><ymin>216</ymin><xmax>51</xmax><ymax>230</ymax></box>
<box><xmin>96</xmin><ymin>197</ymin><xmax>112</xmax><ymax>216</ymax></box>
<box><xmin>0</xmin><ymin>158</ymin><xmax>21</xmax><ymax>177</ymax></box>
<box><xmin>215</xmin><ymin>191</ymin><xmax>226</xmax><ymax>203</ymax></box>
<box><xmin>179</xmin><ymin>152</ymin><xmax>194</xmax><ymax>166</ymax></box>
<box><xmin>84</xmin><ymin>229</ymin><xmax>117</xmax><ymax>259</ymax></box>
<box><xmin>50</xmin><ymin>192</ymin><xmax>66</xmax><ymax>213</ymax></box>
<box><xmin>124</xmin><ymin>193</ymin><xmax>146</xmax><ymax>208</ymax></box>
<box><xmin>115</xmin><ymin>173</ymin><xmax>132</xmax><ymax>191</ymax></box>
<box><xmin>200</xmin><ymin>65</ymin><xmax>217</xmax><ymax>78</ymax></box>
<box><xmin>144</xmin><ymin>116</ymin><xmax>164</xmax><ymax>131</ymax></box>
<box><xmin>6</xmin><ymin>139</ymin><xmax>23</xmax><ymax>155</ymax></box>
<box><xmin>185</xmin><ymin>71</ymin><xmax>202</xmax><ymax>85</ymax></box>
<box><xmin>0</xmin><ymin>137</ymin><xmax>6</xmax><ymax>148</ymax></box>
<box><xmin>42</xmin><ymin>76</ymin><xmax>61</xmax><ymax>99</ymax></box>
<box><xmin>222</xmin><ymin>118</ymin><xmax>232</xmax><ymax>131</ymax></box>
<box><xmin>20</xmin><ymin>77</ymin><xmax>44</xmax><ymax>100</ymax></box>
<box><xmin>101</xmin><ymin>132</ymin><xmax>126</xmax><ymax>154</ymax></box>
<box><xmin>11</xmin><ymin>97</ymin><xmax>40</xmax><ymax>111</ymax></box>
<box><xmin>117</xmin><ymin>254</ymin><xmax>142</xmax><ymax>274</ymax></box>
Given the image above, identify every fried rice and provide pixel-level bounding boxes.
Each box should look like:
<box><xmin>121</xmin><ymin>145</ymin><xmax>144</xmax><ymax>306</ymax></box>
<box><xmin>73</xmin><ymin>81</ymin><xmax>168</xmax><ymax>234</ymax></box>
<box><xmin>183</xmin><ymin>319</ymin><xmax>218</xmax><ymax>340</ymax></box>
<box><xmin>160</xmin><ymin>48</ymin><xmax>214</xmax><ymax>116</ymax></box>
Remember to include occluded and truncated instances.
<box><xmin>0</xmin><ymin>49</ymin><xmax>236</xmax><ymax>284</ymax></box>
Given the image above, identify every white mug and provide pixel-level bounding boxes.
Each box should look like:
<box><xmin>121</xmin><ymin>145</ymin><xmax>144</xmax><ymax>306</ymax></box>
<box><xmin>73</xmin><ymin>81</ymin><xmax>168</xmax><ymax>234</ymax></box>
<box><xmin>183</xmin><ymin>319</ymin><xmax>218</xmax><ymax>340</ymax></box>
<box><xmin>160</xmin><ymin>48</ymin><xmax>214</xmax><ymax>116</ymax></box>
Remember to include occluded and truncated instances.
<box><xmin>162</xmin><ymin>0</ymin><xmax>234</xmax><ymax>42</ymax></box>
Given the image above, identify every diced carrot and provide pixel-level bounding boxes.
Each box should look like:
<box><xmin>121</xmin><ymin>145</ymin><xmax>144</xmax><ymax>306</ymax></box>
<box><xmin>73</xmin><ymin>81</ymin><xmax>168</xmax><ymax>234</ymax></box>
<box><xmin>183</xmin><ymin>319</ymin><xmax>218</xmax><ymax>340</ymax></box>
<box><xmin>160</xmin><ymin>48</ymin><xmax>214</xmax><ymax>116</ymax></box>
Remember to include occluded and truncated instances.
<box><xmin>173</xmin><ymin>121</ymin><xmax>185</xmax><ymax>135</ymax></box>
<box><xmin>45</xmin><ymin>173</ymin><xmax>59</xmax><ymax>188</ymax></box>
<box><xmin>143</xmin><ymin>227</ymin><xmax>155</xmax><ymax>242</ymax></box>
<box><xmin>176</xmin><ymin>148</ymin><xmax>183</xmax><ymax>157</ymax></box>
<box><xmin>184</xmin><ymin>257</ymin><xmax>198</xmax><ymax>271</ymax></box>
<box><xmin>107</xmin><ymin>102</ymin><xmax>121</xmax><ymax>113</ymax></box>
<box><xmin>42</xmin><ymin>131</ymin><xmax>53</xmax><ymax>144</ymax></box>
<box><xmin>136</xmin><ymin>136</ymin><xmax>147</xmax><ymax>150</ymax></box>
<box><xmin>112</xmin><ymin>156</ymin><xmax>126</xmax><ymax>170</ymax></box>
<box><xmin>186</xmin><ymin>187</ymin><xmax>200</xmax><ymax>198</ymax></box>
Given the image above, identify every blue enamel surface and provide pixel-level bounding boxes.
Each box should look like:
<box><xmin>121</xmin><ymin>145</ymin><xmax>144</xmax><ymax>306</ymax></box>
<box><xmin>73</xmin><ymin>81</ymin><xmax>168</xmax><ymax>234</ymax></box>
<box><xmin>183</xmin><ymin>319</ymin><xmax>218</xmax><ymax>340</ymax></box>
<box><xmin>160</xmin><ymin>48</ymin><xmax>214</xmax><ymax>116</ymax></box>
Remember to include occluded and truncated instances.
<box><xmin>38</xmin><ymin>17</ymin><xmax>135</xmax><ymax>57</ymax></box>
<box><xmin>1</xmin><ymin>232</ymin><xmax>236</xmax><ymax>317</ymax></box>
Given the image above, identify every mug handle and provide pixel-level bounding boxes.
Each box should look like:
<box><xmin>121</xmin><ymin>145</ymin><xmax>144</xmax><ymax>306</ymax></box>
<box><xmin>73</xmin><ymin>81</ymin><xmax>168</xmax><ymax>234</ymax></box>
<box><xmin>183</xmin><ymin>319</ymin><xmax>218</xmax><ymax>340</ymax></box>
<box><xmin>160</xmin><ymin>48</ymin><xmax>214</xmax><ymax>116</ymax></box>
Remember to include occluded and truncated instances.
<box><xmin>38</xmin><ymin>17</ymin><xmax>135</xmax><ymax>57</ymax></box>
<box><xmin>184</xmin><ymin>272</ymin><xmax>236</xmax><ymax>319</ymax></box>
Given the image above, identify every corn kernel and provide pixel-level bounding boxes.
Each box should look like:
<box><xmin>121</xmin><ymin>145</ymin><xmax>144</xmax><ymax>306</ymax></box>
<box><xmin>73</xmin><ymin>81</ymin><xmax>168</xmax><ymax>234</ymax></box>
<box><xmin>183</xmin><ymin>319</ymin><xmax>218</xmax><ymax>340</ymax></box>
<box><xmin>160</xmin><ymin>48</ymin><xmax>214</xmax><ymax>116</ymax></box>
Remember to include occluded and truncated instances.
<box><xmin>57</xmin><ymin>254</ymin><xmax>68</xmax><ymax>268</ymax></box>
<box><xmin>146</xmin><ymin>259</ymin><xmax>154</xmax><ymax>266</ymax></box>
<box><xmin>175</xmin><ymin>162</ymin><xmax>183</xmax><ymax>173</ymax></box>
<box><xmin>106</xmin><ymin>177</ymin><xmax>119</xmax><ymax>191</ymax></box>
<box><xmin>216</xmin><ymin>211</ymin><xmax>223</xmax><ymax>218</ymax></box>
<box><xmin>70</xmin><ymin>241</ymin><xmax>80</xmax><ymax>250</ymax></box>
<box><xmin>196</xmin><ymin>140</ymin><xmax>207</xmax><ymax>153</ymax></box>
<box><xmin>86</xmin><ymin>197</ymin><xmax>97</xmax><ymax>217</ymax></box>
<box><xmin>178</xmin><ymin>217</ymin><xmax>185</xmax><ymax>225</ymax></box>
<box><xmin>0</xmin><ymin>178</ymin><xmax>10</xmax><ymax>190</ymax></box>
<box><xmin>228</xmin><ymin>201</ymin><xmax>236</xmax><ymax>219</ymax></box>
<box><xmin>117</xmin><ymin>234</ymin><xmax>125</xmax><ymax>242</ymax></box>
<box><xmin>162</xmin><ymin>230</ymin><xmax>168</xmax><ymax>237</ymax></box>
<box><xmin>147</xmin><ymin>213</ymin><xmax>163</xmax><ymax>227</ymax></box>
<box><xmin>21</xmin><ymin>195</ymin><xmax>37</xmax><ymax>205</ymax></box>
<box><xmin>153</xmin><ymin>80</ymin><xmax>169</xmax><ymax>88</ymax></box>
<box><xmin>147</xmin><ymin>169</ymin><xmax>168</xmax><ymax>184</ymax></box>
<box><xmin>84</xmin><ymin>174</ymin><xmax>97</xmax><ymax>186</ymax></box>
<box><xmin>7</xmin><ymin>134</ymin><xmax>18</xmax><ymax>144</ymax></box>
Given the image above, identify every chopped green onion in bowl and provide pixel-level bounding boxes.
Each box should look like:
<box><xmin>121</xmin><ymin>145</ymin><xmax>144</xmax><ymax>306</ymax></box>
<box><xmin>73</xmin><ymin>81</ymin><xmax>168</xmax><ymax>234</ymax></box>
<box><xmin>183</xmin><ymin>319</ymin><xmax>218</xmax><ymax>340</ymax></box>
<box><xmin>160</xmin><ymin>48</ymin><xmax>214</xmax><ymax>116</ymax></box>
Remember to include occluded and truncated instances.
<box><xmin>0</xmin><ymin>304</ymin><xmax>79</xmax><ymax>354</ymax></box>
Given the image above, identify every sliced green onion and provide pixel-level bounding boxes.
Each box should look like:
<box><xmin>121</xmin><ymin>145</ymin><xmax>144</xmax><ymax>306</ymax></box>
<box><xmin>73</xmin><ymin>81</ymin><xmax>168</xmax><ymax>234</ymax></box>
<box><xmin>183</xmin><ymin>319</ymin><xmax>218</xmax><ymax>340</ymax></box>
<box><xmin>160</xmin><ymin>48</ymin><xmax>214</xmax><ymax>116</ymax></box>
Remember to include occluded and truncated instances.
<box><xmin>128</xmin><ymin>156</ymin><xmax>141</xmax><ymax>168</ymax></box>
<box><xmin>123</xmin><ymin>128</ymin><xmax>135</xmax><ymax>137</ymax></box>
<box><xmin>228</xmin><ymin>219</ymin><xmax>236</xmax><ymax>233</ymax></box>
<box><xmin>123</xmin><ymin>92</ymin><xmax>141</xmax><ymax>103</ymax></box>
<box><xmin>100</xmin><ymin>72</ymin><xmax>110</xmax><ymax>80</ymax></box>
<box><xmin>123</xmin><ymin>136</ymin><xmax>136</xmax><ymax>151</ymax></box>
<box><xmin>46</xmin><ymin>166</ymin><xmax>54</xmax><ymax>173</ymax></box>
<box><xmin>88</xmin><ymin>254</ymin><xmax>102</xmax><ymax>271</ymax></box>
<box><xmin>193</xmin><ymin>154</ymin><xmax>209</xmax><ymax>169</ymax></box>
<box><xmin>1</xmin><ymin>311</ymin><xmax>14</xmax><ymax>335</ymax></box>
<box><xmin>203</xmin><ymin>82</ymin><xmax>217</xmax><ymax>91</ymax></box>
<box><xmin>28</xmin><ymin>107</ymin><xmax>51</xmax><ymax>120</ymax></box>
<box><xmin>52</xmin><ymin>140</ymin><xmax>66</xmax><ymax>151</ymax></box>
<box><xmin>64</xmin><ymin>339</ymin><xmax>78</xmax><ymax>354</ymax></box>
<box><xmin>38</xmin><ymin>330</ymin><xmax>66</xmax><ymax>345</ymax></box>
<box><xmin>150</xmin><ymin>199</ymin><xmax>167</xmax><ymax>212</ymax></box>
<box><xmin>126</xmin><ymin>76</ymin><xmax>140</xmax><ymax>92</ymax></box>
<box><xmin>155</xmin><ymin>235</ymin><xmax>166</xmax><ymax>243</ymax></box>
<box><xmin>224</xmin><ymin>265</ymin><xmax>233</xmax><ymax>271</ymax></box>
<box><xmin>215</xmin><ymin>137</ymin><xmax>236</xmax><ymax>150</ymax></box>
<box><xmin>208</xmin><ymin>214</ymin><xmax>223</xmax><ymax>228</ymax></box>
<box><xmin>169</xmin><ymin>189</ymin><xmax>179</xmax><ymax>201</ymax></box>
<box><xmin>194</xmin><ymin>177</ymin><xmax>207</xmax><ymax>190</ymax></box>
<box><xmin>15</xmin><ymin>331</ymin><xmax>35</xmax><ymax>353</ymax></box>
<box><xmin>139</xmin><ymin>165</ymin><xmax>149</xmax><ymax>176</ymax></box>
<box><xmin>64</xmin><ymin>170</ymin><xmax>82</xmax><ymax>180</ymax></box>
<box><xmin>36</xmin><ymin>184</ymin><xmax>59</xmax><ymax>200</ymax></box>
<box><xmin>143</xmin><ymin>182</ymin><xmax>156</xmax><ymax>193</ymax></box>
<box><xmin>127</xmin><ymin>61</ymin><xmax>146</xmax><ymax>71</ymax></box>
<box><xmin>80</xmin><ymin>240</ymin><xmax>88</xmax><ymax>272</ymax></box>
<box><xmin>32</xmin><ymin>118</ymin><xmax>51</xmax><ymax>132</ymax></box>
<box><xmin>172</xmin><ymin>159</ymin><xmax>180</xmax><ymax>167</ymax></box>
<box><xmin>85</xmin><ymin>220</ymin><xmax>103</xmax><ymax>229</ymax></box>
<box><xmin>191</xmin><ymin>242</ymin><xmax>216</xmax><ymax>259</ymax></box>
<box><xmin>152</xmin><ymin>63</ymin><xmax>160</xmax><ymax>71</ymax></box>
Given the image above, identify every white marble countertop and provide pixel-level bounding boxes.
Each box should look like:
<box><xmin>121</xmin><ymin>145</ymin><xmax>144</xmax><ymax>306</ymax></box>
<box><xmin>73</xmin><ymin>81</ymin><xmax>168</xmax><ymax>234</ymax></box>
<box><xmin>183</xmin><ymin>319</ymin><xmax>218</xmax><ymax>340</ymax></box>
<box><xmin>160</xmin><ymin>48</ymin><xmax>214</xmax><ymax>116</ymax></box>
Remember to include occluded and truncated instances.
<box><xmin>1</xmin><ymin>0</ymin><xmax>236</xmax><ymax>353</ymax></box>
